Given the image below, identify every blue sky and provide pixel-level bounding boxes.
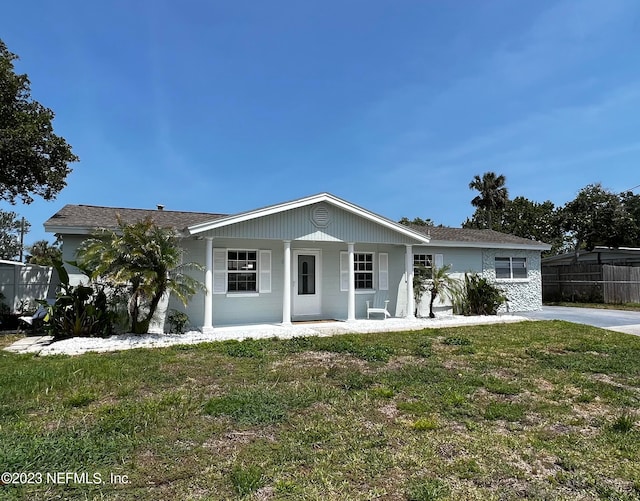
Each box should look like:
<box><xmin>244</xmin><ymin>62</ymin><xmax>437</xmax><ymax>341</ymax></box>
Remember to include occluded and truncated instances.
<box><xmin>2</xmin><ymin>0</ymin><xmax>640</xmax><ymax>246</ymax></box>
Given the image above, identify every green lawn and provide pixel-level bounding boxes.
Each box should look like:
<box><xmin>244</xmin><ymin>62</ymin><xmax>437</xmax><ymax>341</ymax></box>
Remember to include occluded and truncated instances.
<box><xmin>1</xmin><ymin>321</ymin><xmax>639</xmax><ymax>500</ymax></box>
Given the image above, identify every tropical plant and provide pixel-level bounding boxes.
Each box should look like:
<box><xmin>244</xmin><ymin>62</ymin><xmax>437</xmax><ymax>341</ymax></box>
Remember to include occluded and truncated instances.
<box><xmin>452</xmin><ymin>273</ymin><xmax>507</xmax><ymax>316</ymax></box>
<box><xmin>26</xmin><ymin>239</ymin><xmax>62</xmax><ymax>266</ymax></box>
<box><xmin>76</xmin><ymin>217</ymin><xmax>203</xmax><ymax>334</ymax></box>
<box><xmin>426</xmin><ymin>264</ymin><xmax>457</xmax><ymax>318</ymax></box>
<box><xmin>40</xmin><ymin>260</ymin><xmax>113</xmax><ymax>340</ymax></box>
<box><xmin>469</xmin><ymin>172</ymin><xmax>509</xmax><ymax>230</ymax></box>
<box><xmin>414</xmin><ymin>264</ymin><xmax>457</xmax><ymax>318</ymax></box>
<box><xmin>167</xmin><ymin>309</ymin><xmax>189</xmax><ymax>334</ymax></box>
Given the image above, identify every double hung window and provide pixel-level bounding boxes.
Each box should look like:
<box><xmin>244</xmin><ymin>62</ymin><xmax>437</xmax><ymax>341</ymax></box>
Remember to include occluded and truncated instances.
<box><xmin>495</xmin><ymin>257</ymin><xmax>527</xmax><ymax>279</ymax></box>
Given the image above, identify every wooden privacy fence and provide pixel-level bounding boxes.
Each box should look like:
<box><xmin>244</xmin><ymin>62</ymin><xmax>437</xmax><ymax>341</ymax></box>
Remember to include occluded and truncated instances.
<box><xmin>542</xmin><ymin>264</ymin><xmax>640</xmax><ymax>304</ymax></box>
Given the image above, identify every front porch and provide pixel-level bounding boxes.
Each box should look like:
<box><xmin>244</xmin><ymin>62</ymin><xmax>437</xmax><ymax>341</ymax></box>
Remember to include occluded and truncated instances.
<box><xmin>200</xmin><ymin>238</ymin><xmax>421</xmax><ymax>331</ymax></box>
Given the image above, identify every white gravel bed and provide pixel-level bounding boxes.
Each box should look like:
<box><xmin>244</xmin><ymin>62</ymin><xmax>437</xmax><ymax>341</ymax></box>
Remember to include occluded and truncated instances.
<box><xmin>34</xmin><ymin>314</ymin><xmax>528</xmax><ymax>356</ymax></box>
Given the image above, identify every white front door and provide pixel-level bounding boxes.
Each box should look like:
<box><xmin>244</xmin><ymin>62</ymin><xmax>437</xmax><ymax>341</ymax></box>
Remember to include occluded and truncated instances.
<box><xmin>293</xmin><ymin>250</ymin><xmax>321</xmax><ymax>317</ymax></box>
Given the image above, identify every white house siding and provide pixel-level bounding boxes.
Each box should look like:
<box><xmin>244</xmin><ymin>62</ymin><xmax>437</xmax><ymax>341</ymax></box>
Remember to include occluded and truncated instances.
<box><xmin>397</xmin><ymin>246</ymin><xmax>485</xmax><ymax>317</ymax></box>
<box><xmin>482</xmin><ymin>249</ymin><xmax>543</xmax><ymax>312</ymax></box>
<box><xmin>61</xmin><ymin>234</ymin><xmax>91</xmax><ymax>286</ymax></box>
<box><xmin>179</xmin><ymin>238</ymin><xmax>409</xmax><ymax>327</ymax></box>
<box><xmin>200</xmin><ymin>203</ymin><xmax>418</xmax><ymax>245</ymax></box>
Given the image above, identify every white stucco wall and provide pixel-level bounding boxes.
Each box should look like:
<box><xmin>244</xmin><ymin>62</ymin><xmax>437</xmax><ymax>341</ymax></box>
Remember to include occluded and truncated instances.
<box><xmin>482</xmin><ymin>249</ymin><xmax>543</xmax><ymax>312</ymax></box>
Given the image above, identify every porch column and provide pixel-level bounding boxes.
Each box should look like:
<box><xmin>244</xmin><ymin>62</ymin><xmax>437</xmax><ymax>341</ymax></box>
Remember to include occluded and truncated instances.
<box><xmin>406</xmin><ymin>244</ymin><xmax>415</xmax><ymax>319</ymax></box>
<box><xmin>282</xmin><ymin>240</ymin><xmax>292</xmax><ymax>325</ymax></box>
<box><xmin>203</xmin><ymin>237</ymin><xmax>214</xmax><ymax>332</ymax></box>
<box><xmin>347</xmin><ymin>242</ymin><xmax>356</xmax><ymax>321</ymax></box>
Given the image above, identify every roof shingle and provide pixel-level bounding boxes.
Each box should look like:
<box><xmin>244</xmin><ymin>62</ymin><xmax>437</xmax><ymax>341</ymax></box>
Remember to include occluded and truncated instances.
<box><xmin>44</xmin><ymin>204</ymin><xmax>226</xmax><ymax>234</ymax></box>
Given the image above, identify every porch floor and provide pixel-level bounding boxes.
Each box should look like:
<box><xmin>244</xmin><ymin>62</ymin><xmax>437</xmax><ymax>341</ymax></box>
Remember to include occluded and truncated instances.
<box><xmin>5</xmin><ymin>314</ymin><xmax>527</xmax><ymax>357</ymax></box>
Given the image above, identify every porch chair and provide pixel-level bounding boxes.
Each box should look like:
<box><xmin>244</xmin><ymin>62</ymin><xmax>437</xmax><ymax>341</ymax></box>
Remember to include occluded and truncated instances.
<box><xmin>366</xmin><ymin>293</ymin><xmax>391</xmax><ymax>320</ymax></box>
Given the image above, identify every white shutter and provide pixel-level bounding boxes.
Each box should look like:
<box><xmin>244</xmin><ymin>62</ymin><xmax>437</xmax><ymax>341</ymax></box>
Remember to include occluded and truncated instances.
<box><xmin>340</xmin><ymin>251</ymin><xmax>349</xmax><ymax>291</ymax></box>
<box><xmin>378</xmin><ymin>253</ymin><xmax>389</xmax><ymax>291</ymax></box>
<box><xmin>259</xmin><ymin>250</ymin><xmax>271</xmax><ymax>293</ymax></box>
<box><xmin>435</xmin><ymin>254</ymin><xmax>444</xmax><ymax>269</ymax></box>
<box><xmin>213</xmin><ymin>249</ymin><xmax>227</xmax><ymax>294</ymax></box>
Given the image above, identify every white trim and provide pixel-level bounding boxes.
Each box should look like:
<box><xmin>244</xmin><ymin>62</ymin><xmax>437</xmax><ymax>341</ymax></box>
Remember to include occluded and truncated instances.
<box><xmin>347</xmin><ymin>243</ymin><xmax>355</xmax><ymax>321</ymax></box>
<box><xmin>378</xmin><ymin>252</ymin><xmax>388</xmax><ymax>291</ymax></box>
<box><xmin>292</xmin><ymin>249</ymin><xmax>322</xmax><ymax>317</ymax></box>
<box><xmin>187</xmin><ymin>193</ymin><xmax>430</xmax><ymax>244</ymax></box>
<box><xmin>406</xmin><ymin>245</ymin><xmax>415</xmax><ymax>319</ymax></box>
<box><xmin>204</xmin><ymin>238</ymin><xmax>213</xmax><ymax>329</ymax></box>
<box><xmin>213</xmin><ymin>248</ymin><xmax>227</xmax><ymax>294</ymax></box>
<box><xmin>225</xmin><ymin>293</ymin><xmax>260</xmax><ymax>298</ymax></box>
<box><xmin>282</xmin><ymin>241</ymin><xmax>292</xmax><ymax>325</ymax></box>
<box><xmin>258</xmin><ymin>250</ymin><xmax>272</xmax><ymax>293</ymax></box>
<box><xmin>340</xmin><ymin>251</ymin><xmax>349</xmax><ymax>292</ymax></box>
<box><xmin>428</xmin><ymin>240</ymin><xmax>550</xmax><ymax>251</ymax></box>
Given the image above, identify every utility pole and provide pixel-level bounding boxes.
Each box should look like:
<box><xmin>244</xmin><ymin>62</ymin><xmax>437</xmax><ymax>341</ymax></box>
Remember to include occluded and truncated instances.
<box><xmin>19</xmin><ymin>217</ymin><xmax>25</xmax><ymax>262</ymax></box>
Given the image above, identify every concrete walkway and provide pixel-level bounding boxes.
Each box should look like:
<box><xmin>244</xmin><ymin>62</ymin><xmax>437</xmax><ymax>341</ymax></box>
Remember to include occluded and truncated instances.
<box><xmin>4</xmin><ymin>335</ymin><xmax>54</xmax><ymax>354</ymax></box>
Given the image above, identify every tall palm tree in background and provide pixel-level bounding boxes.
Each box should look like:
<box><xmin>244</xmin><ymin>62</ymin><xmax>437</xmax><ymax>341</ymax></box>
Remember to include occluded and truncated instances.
<box><xmin>469</xmin><ymin>172</ymin><xmax>509</xmax><ymax>229</ymax></box>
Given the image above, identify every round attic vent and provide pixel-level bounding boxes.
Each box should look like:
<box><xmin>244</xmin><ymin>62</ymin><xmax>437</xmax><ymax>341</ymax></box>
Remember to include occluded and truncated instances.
<box><xmin>311</xmin><ymin>204</ymin><xmax>331</xmax><ymax>227</ymax></box>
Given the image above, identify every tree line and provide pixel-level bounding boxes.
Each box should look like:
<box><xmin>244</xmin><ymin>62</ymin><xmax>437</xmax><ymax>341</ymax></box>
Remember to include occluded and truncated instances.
<box><xmin>400</xmin><ymin>171</ymin><xmax>640</xmax><ymax>256</ymax></box>
<box><xmin>464</xmin><ymin>172</ymin><xmax>640</xmax><ymax>256</ymax></box>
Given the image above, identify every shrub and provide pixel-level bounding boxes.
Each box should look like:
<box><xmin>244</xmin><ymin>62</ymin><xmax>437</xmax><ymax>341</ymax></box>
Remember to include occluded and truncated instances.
<box><xmin>40</xmin><ymin>260</ymin><xmax>114</xmax><ymax>340</ymax></box>
<box><xmin>167</xmin><ymin>309</ymin><xmax>189</xmax><ymax>334</ymax></box>
<box><xmin>452</xmin><ymin>273</ymin><xmax>507</xmax><ymax>316</ymax></box>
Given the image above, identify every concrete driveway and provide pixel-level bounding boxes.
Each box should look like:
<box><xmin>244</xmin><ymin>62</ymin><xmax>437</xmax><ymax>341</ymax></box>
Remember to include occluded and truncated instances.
<box><xmin>520</xmin><ymin>306</ymin><xmax>640</xmax><ymax>336</ymax></box>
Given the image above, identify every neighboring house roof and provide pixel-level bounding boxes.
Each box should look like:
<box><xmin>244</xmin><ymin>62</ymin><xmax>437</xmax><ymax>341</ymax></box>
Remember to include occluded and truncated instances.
<box><xmin>44</xmin><ymin>193</ymin><xmax>551</xmax><ymax>250</ymax></box>
<box><xmin>44</xmin><ymin>204</ymin><xmax>227</xmax><ymax>235</ymax></box>
<box><xmin>543</xmin><ymin>246</ymin><xmax>640</xmax><ymax>266</ymax></box>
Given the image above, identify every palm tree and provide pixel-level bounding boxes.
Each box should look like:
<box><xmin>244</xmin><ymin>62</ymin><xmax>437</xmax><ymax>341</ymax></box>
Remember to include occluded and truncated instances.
<box><xmin>427</xmin><ymin>264</ymin><xmax>457</xmax><ymax>318</ymax></box>
<box><xmin>469</xmin><ymin>172</ymin><xmax>509</xmax><ymax>229</ymax></box>
<box><xmin>77</xmin><ymin>217</ymin><xmax>203</xmax><ymax>334</ymax></box>
<box><xmin>26</xmin><ymin>239</ymin><xmax>62</xmax><ymax>266</ymax></box>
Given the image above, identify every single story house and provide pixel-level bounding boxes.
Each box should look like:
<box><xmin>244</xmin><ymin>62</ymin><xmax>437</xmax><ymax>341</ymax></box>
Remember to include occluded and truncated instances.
<box><xmin>44</xmin><ymin>193</ymin><xmax>550</xmax><ymax>331</ymax></box>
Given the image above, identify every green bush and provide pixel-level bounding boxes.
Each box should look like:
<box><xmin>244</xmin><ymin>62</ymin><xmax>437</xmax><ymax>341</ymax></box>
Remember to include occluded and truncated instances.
<box><xmin>452</xmin><ymin>273</ymin><xmax>507</xmax><ymax>316</ymax></box>
<box><xmin>40</xmin><ymin>261</ymin><xmax>116</xmax><ymax>340</ymax></box>
<box><xmin>167</xmin><ymin>309</ymin><xmax>189</xmax><ymax>334</ymax></box>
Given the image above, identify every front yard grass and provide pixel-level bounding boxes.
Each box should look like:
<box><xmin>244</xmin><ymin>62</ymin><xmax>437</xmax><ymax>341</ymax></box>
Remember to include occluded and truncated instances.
<box><xmin>1</xmin><ymin>321</ymin><xmax>639</xmax><ymax>500</ymax></box>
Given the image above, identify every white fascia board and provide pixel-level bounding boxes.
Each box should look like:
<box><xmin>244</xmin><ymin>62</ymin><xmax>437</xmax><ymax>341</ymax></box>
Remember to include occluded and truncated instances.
<box><xmin>425</xmin><ymin>240</ymin><xmax>552</xmax><ymax>251</ymax></box>
<box><xmin>187</xmin><ymin>192</ymin><xmax>431</xmax><ymax>243</ymax></box>
<box><xmin>44</xmin><ymin>225</ymin><xmax>98</xmax><ymax>235</ymax></box>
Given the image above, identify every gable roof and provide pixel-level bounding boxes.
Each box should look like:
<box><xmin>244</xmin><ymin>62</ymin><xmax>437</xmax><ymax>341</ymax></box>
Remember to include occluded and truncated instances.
<box><xmin>44</xmin><ymin>204</ymin><xmax>226</xmax><ymax>235</ymax></box>
<box><xmin>186</xmin><ymin>192</ymin><xmax>431</xmax><ymax>244</ymax></box>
